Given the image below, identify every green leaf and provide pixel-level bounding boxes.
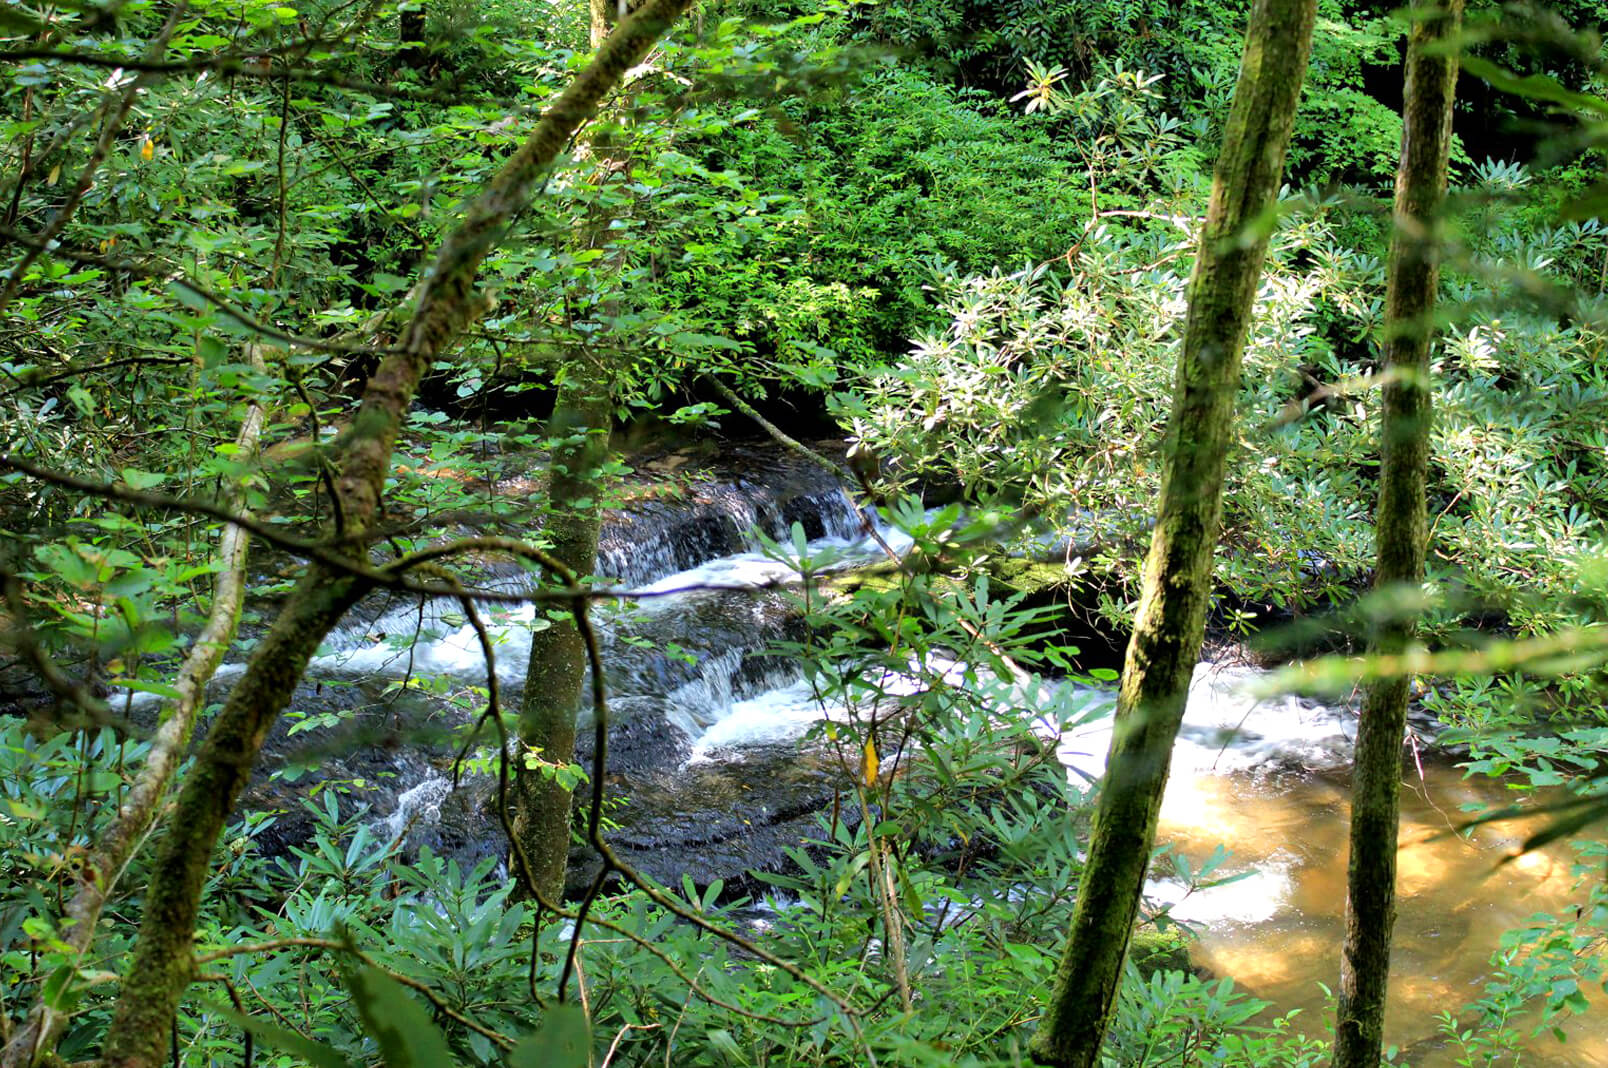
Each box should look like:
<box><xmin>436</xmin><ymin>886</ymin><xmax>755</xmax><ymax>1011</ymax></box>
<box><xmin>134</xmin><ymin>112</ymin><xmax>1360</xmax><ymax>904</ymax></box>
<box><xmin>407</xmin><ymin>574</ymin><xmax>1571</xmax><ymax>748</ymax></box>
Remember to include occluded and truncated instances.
<box><xmin>198</xmin><ymin>336</ymin><xmax>229</xmax><ymax>367</ymax></box>
<box><xmin>896</xmin><ymin>863</ymin><xmax>923</xmax><ymax>916</ymax></box>
<box><xmin>341</xmin><ymin>964</ymin><xmax>457</xmax><ymax>1068</ymax></box>
<box><xmin>508</xmin><ymin>1004</ymin><xmax>590</xmax><ymax>1068</ymax></box>
<box><xmin>705</xmin><ymin>1028</ymin><xmax>747</xmax><ymax>1065</ymax></box>
<box><xmin>109</xmin><ymin>678</ymin><xmax>182</xmax><ymax>700</ymax></box>
<box><xmin>669</xmin><ymin>331</ymin><xmax>744</xmax><ymax>351</ymax></box>
<box><xmin>36</xmin><ymin>543</ymin><xmax>97</xmax><ymax>587</ymax></box>
<box><xmin>1562</xmin><ymin>182</ymin><xmax>1608</xmax><ymax>222</ymax></box>
<box><xmin>0</xmin><ymin>6</ymin><xmax>45</xmax><ymax>33</ymax></box>
<box><xmin>204</xmin><ymin>1001</ymin><xmax>353</xmax><ymax>1068</ymax></box>
<box><xmin>40</xmin><ymin>966</ymin><xmax>82</xmax><ymax>1013</ymax></box>
<box><xmin>120</xmin><ymin>468</ymin><xmax>166</xmax><ymax>490</ymax></box>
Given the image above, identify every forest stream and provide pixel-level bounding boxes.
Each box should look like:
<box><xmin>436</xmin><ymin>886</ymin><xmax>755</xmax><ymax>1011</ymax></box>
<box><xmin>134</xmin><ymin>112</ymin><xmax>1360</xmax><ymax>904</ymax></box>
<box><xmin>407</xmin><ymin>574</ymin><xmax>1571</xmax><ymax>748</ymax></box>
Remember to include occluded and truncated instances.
<box><xmin>242</xmin><ymin>445</ymin><xmax>1603</xmax><ymax>1068</ymax></box>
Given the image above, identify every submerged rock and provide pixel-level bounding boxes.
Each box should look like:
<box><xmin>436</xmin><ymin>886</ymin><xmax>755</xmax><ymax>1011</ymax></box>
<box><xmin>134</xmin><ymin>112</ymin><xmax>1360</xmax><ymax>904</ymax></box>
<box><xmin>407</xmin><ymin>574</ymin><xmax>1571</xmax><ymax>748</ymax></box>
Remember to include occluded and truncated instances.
<box><xmin>1127</xmin><ymin>927</ymin><xmax>1196</xmax><ymax>979</ymax></box>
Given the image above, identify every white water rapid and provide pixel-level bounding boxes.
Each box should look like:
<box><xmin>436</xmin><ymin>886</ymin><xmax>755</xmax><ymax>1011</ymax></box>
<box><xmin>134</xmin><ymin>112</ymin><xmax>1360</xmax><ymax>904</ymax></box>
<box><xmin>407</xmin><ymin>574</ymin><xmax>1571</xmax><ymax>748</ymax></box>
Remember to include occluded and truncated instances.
<box><xmin>127</xmin><ymin>446</ymin><xmax>1601</xmax><ymax>1067</ymax></box>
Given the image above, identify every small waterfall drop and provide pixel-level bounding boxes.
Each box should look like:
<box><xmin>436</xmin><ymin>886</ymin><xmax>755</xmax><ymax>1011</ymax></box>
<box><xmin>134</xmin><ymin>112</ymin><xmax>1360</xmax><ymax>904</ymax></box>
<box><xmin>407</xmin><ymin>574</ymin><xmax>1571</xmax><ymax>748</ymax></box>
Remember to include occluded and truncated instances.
<box><xmin>379</xmin><ymin>774</ymin><xmax>453</xmax><ymax>843</ymax></box>
<box><xmin>596</xmin><ymin>458</ymin><xmax>865</xmax><ymax>589</ymax></box>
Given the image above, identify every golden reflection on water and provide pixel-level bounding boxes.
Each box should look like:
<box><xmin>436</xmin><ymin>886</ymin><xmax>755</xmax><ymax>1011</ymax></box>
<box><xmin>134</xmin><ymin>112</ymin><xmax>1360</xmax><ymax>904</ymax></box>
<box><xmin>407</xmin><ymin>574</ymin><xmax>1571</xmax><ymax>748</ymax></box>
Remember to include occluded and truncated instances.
<box><xmin>1159</xmin><ymin>765</ymin><xmax>1608</xmax><ymax>1067</ymax></box>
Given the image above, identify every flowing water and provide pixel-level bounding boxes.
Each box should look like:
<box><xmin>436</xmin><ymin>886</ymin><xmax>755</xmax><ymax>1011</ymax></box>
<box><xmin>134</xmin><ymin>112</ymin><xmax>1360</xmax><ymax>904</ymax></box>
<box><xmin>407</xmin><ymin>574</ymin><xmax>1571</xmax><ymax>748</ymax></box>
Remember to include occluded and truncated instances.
<box><xmin>200</xmin><ymin>447</ymin><xmax>1602</xmax><ymax>1064</ymax></box>
<box><xmin>1068</xmin><ymin>666</ymin><xmax>1605</xmax><ymax>1066</ymax></box>
<box><xmin>1160</xmin><ymin>763</ymin><xmax>1603</xmax><ymax>1066</ymax></box>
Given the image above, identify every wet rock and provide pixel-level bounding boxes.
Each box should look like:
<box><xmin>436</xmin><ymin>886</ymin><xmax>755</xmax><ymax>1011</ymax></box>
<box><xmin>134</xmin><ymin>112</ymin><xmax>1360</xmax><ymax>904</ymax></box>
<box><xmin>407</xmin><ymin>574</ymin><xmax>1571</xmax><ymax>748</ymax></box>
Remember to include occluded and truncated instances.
<box><xmin>571</xmin><ymin>744</ymin><xmax>852</xmax><ymax>898</ymax></box>
<box><xmin>584</xmin><ymin>696</ymin><xmax>693</xmax><ymax>773</ymax></box>
<box><xmin>597</xmin><ymin>444</ymin><xmax>861</xmax><ymax>588</ymax></box>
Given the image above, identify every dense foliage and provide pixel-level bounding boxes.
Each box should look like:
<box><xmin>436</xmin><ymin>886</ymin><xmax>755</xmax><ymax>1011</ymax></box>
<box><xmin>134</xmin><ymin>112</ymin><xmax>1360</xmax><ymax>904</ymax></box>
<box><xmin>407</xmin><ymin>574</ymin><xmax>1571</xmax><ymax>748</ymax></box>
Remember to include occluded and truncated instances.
<box><xmin>4</xmin><ymin>0</ymin><xmax>1608</xmax><ymax>1063</ymax></box>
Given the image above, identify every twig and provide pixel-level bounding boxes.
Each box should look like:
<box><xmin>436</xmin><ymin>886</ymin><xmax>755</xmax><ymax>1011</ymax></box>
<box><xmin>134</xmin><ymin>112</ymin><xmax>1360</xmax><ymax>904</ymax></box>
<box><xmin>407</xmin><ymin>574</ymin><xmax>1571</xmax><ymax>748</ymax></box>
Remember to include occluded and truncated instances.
<box><xmin>0</xmin><ymin>226</ymin><xmax>396</xmax><ymax>356</ymax></box>
<box><xmin>195</xmin><ymin>938</ymin><xmax>514</xmax><ymax>1051</ymax></box>
<box><xmin>602</xmin><ymin>1022</ymin><xmax>660</xmax><ymax>1067</ymax></box>
<box><xmin>568</xmin><ymin>603</ymin><xmax>877</xmax><ymax>1062</ymax></box>
<box><xmin>0</xmin><ymin>47</ymin><xmax>540</xmax><ymax>105</ymax></box>
<box><xmin>0</xmin><ymin>567</ymin><xmax>117</xmax><ymax>729</ymax></box>
<box><xmin>701</xmin><ymin>376</ymin><xmax>851</xmax><ymax>481</ymax></box>
<box><xmin>0</xmin><ymin>355</ymin><xmax>193</xmax><ymax>399</ymax></box>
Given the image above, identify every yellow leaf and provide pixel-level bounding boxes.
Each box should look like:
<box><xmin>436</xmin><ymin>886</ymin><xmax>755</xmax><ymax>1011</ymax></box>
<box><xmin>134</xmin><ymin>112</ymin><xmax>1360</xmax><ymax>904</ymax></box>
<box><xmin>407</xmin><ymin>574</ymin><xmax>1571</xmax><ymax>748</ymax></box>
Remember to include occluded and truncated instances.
<box><xmin>140</xmin><ymin>136</ymin><xmax>154</xmax><ymax>162</ymax></box>
<box><xmin>46</xmin><ymin>163</ymin><xmax>60</xmax><ymax>186</ymax></box>
<box><xmin>861</xmin><ymin>736</ymin><xmax>878</xmax><ymax>787</ymax></box>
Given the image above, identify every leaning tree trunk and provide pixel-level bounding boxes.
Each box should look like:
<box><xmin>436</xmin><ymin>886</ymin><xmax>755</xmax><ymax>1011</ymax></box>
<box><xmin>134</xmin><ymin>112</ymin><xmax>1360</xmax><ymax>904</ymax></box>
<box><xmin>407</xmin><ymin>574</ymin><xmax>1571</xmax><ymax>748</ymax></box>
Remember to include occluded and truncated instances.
<box><xmin>1027</xmin><ymin>1</ymin><xmax>1316</xmax><ymax>1064</ymax></box>
<box><xmin>2</xmin><ymin>347</ymin><xmax>268</xmax><ymax>1068</ymax></box>
<box><xmin>1334</xmin><ymin>4</ymin><xmax>1461</xmax><ymax>1066</ymax></box>
<box><xmin>511</xmin><ymin>365</ymin><xmax>612</xmax><ymax>903</ymax></box>
<box><xmin>97</xmin><ymin>5</ymin><xmax>693</xmax><ymax>1064</ymax></box>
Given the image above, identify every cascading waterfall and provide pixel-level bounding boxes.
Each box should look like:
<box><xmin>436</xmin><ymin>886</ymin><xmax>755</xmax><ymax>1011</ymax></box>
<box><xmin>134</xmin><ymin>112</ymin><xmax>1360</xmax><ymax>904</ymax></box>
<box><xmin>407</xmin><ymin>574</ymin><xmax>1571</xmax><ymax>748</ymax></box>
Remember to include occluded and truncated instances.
<box><xmin>256</xmin><ymin>452</ymin><xmax>891</xmax><ymax>871</ymax></box>
<box><xmin>595</xmin><ymin>460</ymin><xmax>866</xmax><ymax>589</ymax></box>
<box><xmin>162</xmin><ymin>442</ymin><xmax>1599</xmax><ymax>1066</ymax></box>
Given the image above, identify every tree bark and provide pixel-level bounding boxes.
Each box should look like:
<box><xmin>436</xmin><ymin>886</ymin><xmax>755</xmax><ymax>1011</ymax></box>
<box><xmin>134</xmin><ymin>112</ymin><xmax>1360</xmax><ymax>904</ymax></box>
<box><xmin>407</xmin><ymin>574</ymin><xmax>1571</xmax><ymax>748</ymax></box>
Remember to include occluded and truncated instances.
<box><xmin>2</xmin><ymin>348</ymin><xmax>268</xmax><ymax>1068</ymax></box>
<box><xmin>1028</xmin><ymin>1</ymin><xmax>1316</xmax><ymax>1064</ymax></box>
<box><xmin>511</xmin><ymin>367</ymin><xmax>612</xmax><ymax>903</ymax></box>
<box><xmin>97</xmin><ymin>4</ymin><xmax>693</xmax><ymax>1064</ymax></box>
<box><xmin>1333</xmin><ymin>4</ymin><xmax>1461</xmax><ymax>1066</ymax></box>
<box><xmin>508</xmin><ymin>0</ymin><xmax>631</xmax><ymax>905</ymax></box>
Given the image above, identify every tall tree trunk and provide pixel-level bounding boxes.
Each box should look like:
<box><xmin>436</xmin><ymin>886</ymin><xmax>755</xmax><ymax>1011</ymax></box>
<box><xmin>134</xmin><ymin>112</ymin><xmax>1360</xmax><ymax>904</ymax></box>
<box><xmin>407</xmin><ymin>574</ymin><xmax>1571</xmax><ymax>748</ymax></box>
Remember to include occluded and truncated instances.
<box><xmin>1333</xmin><ymin>4</ymin><xmax>1461</xmax><ymax>1065</ymax></box>
<box><xmin>511</xmin><ymin>366</ymin><xmax>612</xmax><ymax>903</ymax></box>
<box><xmin>97</xmin><ymin>5</ymin><xmax>693</xmax><ymax>1063</ymax></box>
<box><xmin>509</xmin><ymin>0</ymin><xmax>627</xmax><ymax>904</ymax></box>
<box><xmin>1027</xmin><ymin>1</ymin><xmax>1316</xmax><ymax>1064</ymax></box>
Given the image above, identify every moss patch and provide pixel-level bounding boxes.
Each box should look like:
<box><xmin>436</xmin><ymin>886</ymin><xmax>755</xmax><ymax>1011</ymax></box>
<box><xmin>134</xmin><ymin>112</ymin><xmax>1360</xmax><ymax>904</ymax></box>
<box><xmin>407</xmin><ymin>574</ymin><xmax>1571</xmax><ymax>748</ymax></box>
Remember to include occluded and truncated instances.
<box><xmin>988</xmin><ymin>558</ymin><xmax>1080</xmax><ymax>597</ymax></box>
<box><xmin>1127</xmin><ymin>927</ymin><xmax>1193</xmax><ymax>979</ymax></box>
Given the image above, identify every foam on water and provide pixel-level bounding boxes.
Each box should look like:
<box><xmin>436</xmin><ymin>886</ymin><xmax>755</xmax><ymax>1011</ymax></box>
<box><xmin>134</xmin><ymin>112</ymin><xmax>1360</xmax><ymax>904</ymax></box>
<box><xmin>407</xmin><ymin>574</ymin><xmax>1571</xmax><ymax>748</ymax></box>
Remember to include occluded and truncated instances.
<box><xmin>313</xmin><ymin>602</ymin><xmax>538</xmax><ymax>680</ymax></box>
<box><xmin>303</xmin><ymin>498</ymin><xmax>910</xmax><ymax>685</ymax></box>
<box><xmin>683</xmin><ymin>654</ymin><xmax>1067</xmax><ymax>759</ymax></box>
<box><xmin>1053</xmin><ymin>662</ymin><xmax>1354</xmax><ymax>783</ymax></box>
<box><xmin>689</xmin><ymin>677</ymin><xmax>829</xmax><ymax>757</ymax></box>
<box><xmin>631</xmin><ymin>522</ymin><xmax>916</xmax><ymax>599</ymax></box>
<box><xmin>1145</xmin><ymin>859</ymin><xmax>1295</xmax><ymax>927</ymax></box>
<box><xmin>598</xmin><ymin>482</ymin><xmax>867</xmax><ymax>588</ymax></box>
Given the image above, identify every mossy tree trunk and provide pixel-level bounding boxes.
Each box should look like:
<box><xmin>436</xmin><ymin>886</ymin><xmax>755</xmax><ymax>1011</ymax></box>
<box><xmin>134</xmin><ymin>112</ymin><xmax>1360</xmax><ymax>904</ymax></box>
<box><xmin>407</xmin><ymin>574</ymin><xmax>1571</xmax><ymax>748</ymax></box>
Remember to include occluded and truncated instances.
<box><xmin>97</xmin><ymin>5</ymin><xmax>693</xmax><ymax>1064</ymax></box>
<box><xmin>2</xmin><ymin>348</ymin><xmax>268</xmax><ymax>1068</ymax></box>
<box><xmin>1334</xmin><ymin>4</ymin><xmax>1461</xmax><ymax>1066</ymax></box>
<box><xmin>508</xmin><ymin>0</ymin><xmax>629</xmax><ymax>904</ymax></box>
<box><xmin>1027</xmin><ymin>1</ymin><xmax>1316</xmax><ymax>1064</ymax></box>
<box><xmin>511</xmin><ymin>366</ymin><xmax>613</xmax><ymax>903</ymax></box>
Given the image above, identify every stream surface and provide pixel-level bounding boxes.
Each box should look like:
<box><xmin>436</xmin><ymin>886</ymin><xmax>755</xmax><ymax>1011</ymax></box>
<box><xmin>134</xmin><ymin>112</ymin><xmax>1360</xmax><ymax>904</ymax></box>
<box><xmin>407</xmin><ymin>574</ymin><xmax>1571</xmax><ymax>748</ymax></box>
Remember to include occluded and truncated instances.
<box><xmin>194</xmin><ymin>445</ymin><xmax>1602</xmax><ymax>1065</ymax></box>
<box><xmin>1064</xmin><ymin>666</ymin><xmax>1604</xmax><ymax>1067</ymax></box>
<box><xmin>1162</xmin><ymin>762</ymin><xmax>1602</xmax><ymax>1066</ymax></box>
